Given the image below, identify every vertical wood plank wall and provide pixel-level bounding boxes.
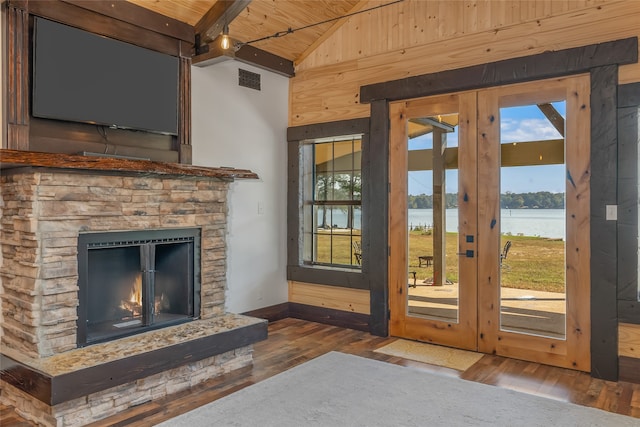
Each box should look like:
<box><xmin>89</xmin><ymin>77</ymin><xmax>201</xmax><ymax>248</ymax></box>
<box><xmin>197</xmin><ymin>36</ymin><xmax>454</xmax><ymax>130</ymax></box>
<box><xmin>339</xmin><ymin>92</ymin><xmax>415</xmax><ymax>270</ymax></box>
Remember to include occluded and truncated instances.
<box><xmin>287</xmin><ymin>0</ymin><xmax>640</xmax><ymax>378</ymax></box>
<box><xmin>290</xmin><ymin>0</ymin><xmax>640</xmax><ymax>127</ymax></box>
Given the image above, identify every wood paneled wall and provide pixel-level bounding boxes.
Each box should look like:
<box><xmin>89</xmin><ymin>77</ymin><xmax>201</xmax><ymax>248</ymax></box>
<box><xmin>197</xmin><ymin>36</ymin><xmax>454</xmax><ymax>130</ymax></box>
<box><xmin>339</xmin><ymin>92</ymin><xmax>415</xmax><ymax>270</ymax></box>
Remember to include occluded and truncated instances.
<box><xmin>290</xmin><ymin>0</ymin><xmax>640</xmax><ymax>126</ymax></box>
<box><xmin>288</xmin><ymin>281</ymin><xmax>370</xmax><ymax>315</ymax></box>
<box><xmin>287</xmin><ymin>0</ymin><xmax>640</xmax><ymax>381</ymax></box>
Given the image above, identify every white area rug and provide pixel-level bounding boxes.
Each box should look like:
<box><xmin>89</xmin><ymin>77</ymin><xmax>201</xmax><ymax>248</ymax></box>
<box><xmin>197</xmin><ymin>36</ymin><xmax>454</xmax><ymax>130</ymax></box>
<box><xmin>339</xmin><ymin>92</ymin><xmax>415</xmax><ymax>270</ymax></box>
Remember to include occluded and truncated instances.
<box><xmin>374</xmin><ymin>339</ymin><xmax>484</xmax><ymax>371</ymax></box>
<box><xmin>159</xmin><ymin>352</ymin><xmax>639</xmax><ymax>427</ymax></box>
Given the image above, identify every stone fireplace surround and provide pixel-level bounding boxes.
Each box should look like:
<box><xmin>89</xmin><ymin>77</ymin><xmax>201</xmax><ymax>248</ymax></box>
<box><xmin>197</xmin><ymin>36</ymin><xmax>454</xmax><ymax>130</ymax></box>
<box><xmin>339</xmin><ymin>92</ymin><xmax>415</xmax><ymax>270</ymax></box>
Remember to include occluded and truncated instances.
<box><xmin>0</xmin><ymin>151</ymin><xmax>267</xmax><ymax>426</ymax></box>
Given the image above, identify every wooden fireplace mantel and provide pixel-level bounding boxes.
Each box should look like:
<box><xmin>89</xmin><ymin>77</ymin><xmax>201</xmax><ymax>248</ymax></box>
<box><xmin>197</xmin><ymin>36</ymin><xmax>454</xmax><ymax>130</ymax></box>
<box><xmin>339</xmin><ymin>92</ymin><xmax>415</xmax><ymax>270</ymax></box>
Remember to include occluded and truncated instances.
<box><xmin>0</xmin><ymin>149</ymin><xmax>259</xmax><ymax>180</ymax></box>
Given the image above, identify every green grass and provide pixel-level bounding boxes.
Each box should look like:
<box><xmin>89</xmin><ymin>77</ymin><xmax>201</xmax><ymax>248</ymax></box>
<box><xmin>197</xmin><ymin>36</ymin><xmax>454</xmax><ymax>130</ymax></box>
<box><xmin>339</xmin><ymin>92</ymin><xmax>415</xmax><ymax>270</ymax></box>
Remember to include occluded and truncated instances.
<box><xmin>315</xmin><ymin>229</ymin><xmax>566</xmax><ymax>293</ymax></box>
<box><xmin>408</xmin><ymin>230</ymin><xmax>565</xmax><ymax>293</ymax></box>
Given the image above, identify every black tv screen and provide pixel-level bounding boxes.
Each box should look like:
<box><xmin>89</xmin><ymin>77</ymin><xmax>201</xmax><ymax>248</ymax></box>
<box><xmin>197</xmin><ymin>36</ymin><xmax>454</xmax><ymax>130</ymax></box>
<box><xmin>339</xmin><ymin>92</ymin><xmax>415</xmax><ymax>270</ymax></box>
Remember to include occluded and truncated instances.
<box><xmin>32</xmin><ymin>18</ymin><xmax>179</xmax><ymax>135</ymax></box>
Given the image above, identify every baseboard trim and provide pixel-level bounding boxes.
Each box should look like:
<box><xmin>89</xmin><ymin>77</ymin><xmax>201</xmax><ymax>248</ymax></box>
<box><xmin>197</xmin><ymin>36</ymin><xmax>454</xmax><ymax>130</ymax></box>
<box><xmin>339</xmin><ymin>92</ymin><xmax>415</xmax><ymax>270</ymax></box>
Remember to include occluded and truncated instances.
<box><xmin>289</xmin><ymin>303</ymin><xmax>370</xmax><ymax>332</ymax></box>
<box><xmin>619</xmin><ymin>356</ymin><xmax>640</xmax><ymax>384</ymax></box>
<box><xmin>243</xmin><ymin>302</ymin><xmax>290</xmax><ymax>323</ymax></box>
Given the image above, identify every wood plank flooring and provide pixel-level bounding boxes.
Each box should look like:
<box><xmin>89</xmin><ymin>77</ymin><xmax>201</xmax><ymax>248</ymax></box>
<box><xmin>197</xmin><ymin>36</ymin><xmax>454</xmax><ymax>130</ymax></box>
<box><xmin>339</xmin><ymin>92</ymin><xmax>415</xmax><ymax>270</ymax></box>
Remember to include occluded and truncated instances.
<box><xmin>2</xmin><ymin>318</ymin><xmax>640</xmax><ymax>426</ymax></box>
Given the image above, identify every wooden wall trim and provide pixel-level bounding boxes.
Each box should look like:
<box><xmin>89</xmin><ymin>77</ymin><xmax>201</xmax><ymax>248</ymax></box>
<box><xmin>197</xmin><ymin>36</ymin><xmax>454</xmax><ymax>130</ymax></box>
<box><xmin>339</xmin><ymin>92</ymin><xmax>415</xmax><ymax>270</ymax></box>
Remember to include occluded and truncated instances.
<box><xmin>6</xmin><ymin>3</ymin><xmax>28</xmax><ymax>150</ymax></box>
<box><xmin>590</xmin><ymin>65</ymin><xmax>619</xmax><ymax>381</ymax></box>
<box><xmin>13</xmin><ymin>0</ymin><xmax>183</xmax><ymax>57</ymax></box>
<box><xmin>619</xmin><ymin>301</ymin><xmax>640</xmax><ymax>325</ymax></box>
<box><xmin>62</xmin><ymin>0</ymin><xmax>194</xmax><ymax>43</ymax></box>
<box><xmin>286</xmin><ymin>118</ymin><xmax>370</xmax><ymax>291</ymax></box>
<box><xmin>178</xmin><ymin>56</ymin><xmax>192</xmax><ymax>163</ymax></box>
<box><xmin>287</xmin><ymin>117</ymin><xmax>370</xmax><ymax>141</ymax></box>
<box><xmin>360</xmin><ymin>37</ymin><xmax>638</xmax><ymax>103</ymax></box>
<box><xmin>367</xmin><ymin>100</ymin><xmax>390</xmax><ymax>337</ymax></box>
<box><xmin>287</xmin><ymin>266</ymin><xmax>368</xmax><ymax>290</ymax></box>
<box><xmin>618</xmin><ymin>82</ymin><xmax>640</xmax><ymax>108</ymax></box>
<box><xmin>619</xmin><ymin>356</ymin><xmax>640</xmax><ymax>384</ymax></box>
<box><xmin>289</xmin><ymin>303</ymin><xmax>370</xmax><ymax>332</ymax></box>
<box><xmin>0</xmin><ymin>149</ymin><xmax>258</xmax><ymax>179</ymax></box>
<box><xmin>287</xmin><ymin>135</ymin><xmax>301</xmax><ymax>267</ymax></box>
<box><xmin>617</xmin><ymin>85</ymin><xmax>639</xmax><ymax>303</ymax></box>
<box><xmin>242</xmin><ymin>303</ymin><xmax>290</xmax><ymax>323</ymax></box>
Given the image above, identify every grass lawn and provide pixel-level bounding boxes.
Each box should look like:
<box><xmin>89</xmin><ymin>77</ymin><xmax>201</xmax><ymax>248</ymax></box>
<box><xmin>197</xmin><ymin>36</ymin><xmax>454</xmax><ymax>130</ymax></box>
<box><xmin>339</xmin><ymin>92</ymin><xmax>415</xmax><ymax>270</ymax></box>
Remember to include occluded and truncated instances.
<box><xmin>409</xmin><ymin>230</ymin><xmax>565</xmax><ymax>293</ymax></box>
<box><xmin>315</xmin><ymin>229</ymin><xmax>566</xmax><ymax>294</ymax></box>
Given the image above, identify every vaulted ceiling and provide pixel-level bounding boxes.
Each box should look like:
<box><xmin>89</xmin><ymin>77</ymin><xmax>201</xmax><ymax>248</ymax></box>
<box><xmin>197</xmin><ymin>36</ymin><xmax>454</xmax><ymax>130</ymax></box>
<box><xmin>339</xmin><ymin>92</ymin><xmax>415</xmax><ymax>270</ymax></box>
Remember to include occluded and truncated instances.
<box><xmin>128</xmin><ymin>0</ymin><xmax>362</xmax><ymax>67</ymax></box>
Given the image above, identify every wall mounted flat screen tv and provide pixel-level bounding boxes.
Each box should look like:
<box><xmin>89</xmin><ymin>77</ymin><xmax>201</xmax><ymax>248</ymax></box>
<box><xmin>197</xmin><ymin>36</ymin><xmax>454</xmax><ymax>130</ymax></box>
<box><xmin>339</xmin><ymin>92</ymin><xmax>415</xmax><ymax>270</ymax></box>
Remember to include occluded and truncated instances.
<box><xmin>32</xmin><ymin>17</ymin><xmax>179</xmax><ymax>135</ymax></box>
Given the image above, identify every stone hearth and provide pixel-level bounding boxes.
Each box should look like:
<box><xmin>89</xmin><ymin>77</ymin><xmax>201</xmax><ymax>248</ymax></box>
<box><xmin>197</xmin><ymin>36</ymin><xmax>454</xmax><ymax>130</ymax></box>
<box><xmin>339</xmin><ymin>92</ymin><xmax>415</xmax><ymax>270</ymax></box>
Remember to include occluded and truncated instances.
<box><xmin>0</xmin><ymin>156</ymin><xmax>266</xmax><ymax>426</ymax></box>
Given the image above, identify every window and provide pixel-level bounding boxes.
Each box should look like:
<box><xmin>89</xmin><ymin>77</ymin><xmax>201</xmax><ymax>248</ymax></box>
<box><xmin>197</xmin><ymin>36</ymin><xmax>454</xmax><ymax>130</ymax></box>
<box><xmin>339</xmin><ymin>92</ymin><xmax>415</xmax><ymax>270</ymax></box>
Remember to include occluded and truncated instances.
<box><xmin>302</xmin><ymin>136</ymin><xmax>362</xmax><ymax>268</ymax></box>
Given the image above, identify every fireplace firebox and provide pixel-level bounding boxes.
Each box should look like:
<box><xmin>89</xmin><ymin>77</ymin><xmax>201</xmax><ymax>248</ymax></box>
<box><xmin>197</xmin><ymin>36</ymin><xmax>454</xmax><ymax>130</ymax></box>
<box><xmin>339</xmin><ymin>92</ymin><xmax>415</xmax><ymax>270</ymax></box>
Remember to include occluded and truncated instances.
<box><xmin>77</xmin><ymin>228</ymin><xmax>201</xmax><ymax>346</ymax></box>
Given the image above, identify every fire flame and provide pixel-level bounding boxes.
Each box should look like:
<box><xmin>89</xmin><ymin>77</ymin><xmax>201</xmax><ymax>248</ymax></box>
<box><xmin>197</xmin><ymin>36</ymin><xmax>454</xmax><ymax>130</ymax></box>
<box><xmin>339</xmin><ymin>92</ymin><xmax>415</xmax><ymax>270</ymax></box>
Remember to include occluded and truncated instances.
<box><xmin>120</xmin><ymin>274</ymin><xmax>169</xmax><ymax>318</ymax></box>
<box><xmin>129</xmin><ymin>274</ymin><xmax>142</xmax><ymax>305</ymax></box>
<box><xmin>120</xmin><ymin>274</ymin><xmax>143</xmax><ymax>317</ymax></box>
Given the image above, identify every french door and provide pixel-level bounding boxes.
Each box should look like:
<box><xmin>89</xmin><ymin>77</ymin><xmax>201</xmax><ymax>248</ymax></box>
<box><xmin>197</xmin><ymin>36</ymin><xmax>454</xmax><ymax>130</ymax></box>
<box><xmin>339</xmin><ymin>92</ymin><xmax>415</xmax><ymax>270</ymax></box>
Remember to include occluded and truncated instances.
<box><xmin>388</xmin><ymin>76</ymin><xmax>591</xmax><ymax>371</ymax></box>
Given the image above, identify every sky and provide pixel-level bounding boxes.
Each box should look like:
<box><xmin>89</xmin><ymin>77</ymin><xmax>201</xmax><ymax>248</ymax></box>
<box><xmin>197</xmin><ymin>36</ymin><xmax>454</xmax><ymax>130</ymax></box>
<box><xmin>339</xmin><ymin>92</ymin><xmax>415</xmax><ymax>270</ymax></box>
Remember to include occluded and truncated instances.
<box><xmin>408</xmin><ymin>102</ymin><xmax>566</xmax><ymax>195</ymax></box>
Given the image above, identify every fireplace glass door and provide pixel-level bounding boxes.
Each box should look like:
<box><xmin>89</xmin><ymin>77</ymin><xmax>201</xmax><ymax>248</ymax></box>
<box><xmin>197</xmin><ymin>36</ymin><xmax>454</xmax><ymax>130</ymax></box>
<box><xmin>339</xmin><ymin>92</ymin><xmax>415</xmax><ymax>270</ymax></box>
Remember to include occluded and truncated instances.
<box><xmin>77</xmin><ymin>228</ymin><xmax>201</xmax><ymax>346</ymax></box>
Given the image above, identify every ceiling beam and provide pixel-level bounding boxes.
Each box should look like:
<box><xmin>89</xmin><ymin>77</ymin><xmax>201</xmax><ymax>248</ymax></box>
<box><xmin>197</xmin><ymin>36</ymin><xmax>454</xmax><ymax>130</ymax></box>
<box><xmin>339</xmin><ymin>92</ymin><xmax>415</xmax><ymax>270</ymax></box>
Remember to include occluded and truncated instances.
<box><xmin>192</xmin><ymin>40</ymin><xmax>295</xmax><ymax>77</ymax></box>
<box><xmin>195</xmin><ymin>0</ymin><xmax>251</xmax><ymax>44</ymax></box>
<box><xmin>62</xmin><ymin>0</ymin><xmax>194</xmax><ymax>42</ymax></box>
<box><xmin>411</xmin><ymin>117</ymin><xmax>456</xmax><ymax>133</ymax></box>
<box><xmin>536</xmin><ymin>103</ymin><xmax>565</xmax><ymax>137</ymax></box>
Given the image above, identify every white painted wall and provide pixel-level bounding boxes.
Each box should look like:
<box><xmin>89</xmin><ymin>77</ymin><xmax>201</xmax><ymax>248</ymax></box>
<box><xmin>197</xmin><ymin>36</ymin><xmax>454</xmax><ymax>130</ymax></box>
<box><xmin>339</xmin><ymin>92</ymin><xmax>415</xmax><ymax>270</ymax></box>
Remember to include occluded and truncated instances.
<box><xmin>191</xmin><ymin>60</ymin><xmax>289</xmax><ymax>314</ymax></box>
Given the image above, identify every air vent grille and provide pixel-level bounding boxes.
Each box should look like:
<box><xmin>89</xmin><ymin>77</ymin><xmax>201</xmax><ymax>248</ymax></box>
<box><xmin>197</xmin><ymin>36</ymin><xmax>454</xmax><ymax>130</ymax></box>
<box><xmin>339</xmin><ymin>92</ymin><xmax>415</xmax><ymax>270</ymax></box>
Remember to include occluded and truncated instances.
<box><xmin>239</xmin><ymin>68</ymin><xmax>261</xmax><ymax>91</ymax></box>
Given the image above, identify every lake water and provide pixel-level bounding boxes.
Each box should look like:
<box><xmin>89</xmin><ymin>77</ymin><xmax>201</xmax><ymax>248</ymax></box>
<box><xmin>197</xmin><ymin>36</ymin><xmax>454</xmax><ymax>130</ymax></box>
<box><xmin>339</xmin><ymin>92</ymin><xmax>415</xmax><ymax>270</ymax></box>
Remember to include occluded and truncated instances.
<box><xmin>408</xmin><ymin>209</ymin><xmax>565</xmax><ymax>239</ymax></box>
<box><xmin>321</xmin><ymin>208</ymin><xmax>565</xmax><ymax>239</ymax></box>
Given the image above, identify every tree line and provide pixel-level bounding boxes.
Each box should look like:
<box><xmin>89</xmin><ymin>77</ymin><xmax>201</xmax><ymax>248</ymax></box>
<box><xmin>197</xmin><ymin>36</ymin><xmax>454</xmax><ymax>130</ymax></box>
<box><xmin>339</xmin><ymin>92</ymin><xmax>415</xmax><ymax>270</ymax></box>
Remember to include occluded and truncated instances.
<box><xmin>408</xmin><ymin>191</ymin><xmax>565</xmax><ymax>209</ymax></box>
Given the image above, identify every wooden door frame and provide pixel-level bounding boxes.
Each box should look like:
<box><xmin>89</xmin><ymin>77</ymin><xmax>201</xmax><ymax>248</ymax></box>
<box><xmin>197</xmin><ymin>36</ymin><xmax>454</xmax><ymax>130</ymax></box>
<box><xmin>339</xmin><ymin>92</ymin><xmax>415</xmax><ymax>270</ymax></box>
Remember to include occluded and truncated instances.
<box><xmin>476</xmin><ymin>76</ymin><xmax>591</xmax><ymax>371</ymax></box>
<box><xmin>361</xmin><ymin>37</ymin><xmax>638</xmax><ymax>380</ymax></box>
<box><xmin>388</xmin><ymin>93</ymin><xmax>478</xmax><ymax>350</ymax></box>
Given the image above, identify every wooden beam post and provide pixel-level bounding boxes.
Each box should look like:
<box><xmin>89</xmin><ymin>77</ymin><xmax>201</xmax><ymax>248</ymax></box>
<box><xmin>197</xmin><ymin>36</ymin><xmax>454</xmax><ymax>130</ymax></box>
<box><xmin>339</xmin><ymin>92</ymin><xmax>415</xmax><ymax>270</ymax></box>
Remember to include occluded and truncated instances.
<box><xmin>6</xmin><ymin>2</ymin><xmax>29</xmax><ymax>150</ymax></box>
<box><xmin>193</xmin><ymin>41</ymin><xmax>295</xmax><ymax>77</ymax></box>
<box><xmin>195</xmin><ymin>0</ymin><xmax>251</xmax><ymax>45</ymax></box>
<box><xmin>432</xmin><ymin>128</ymin><xmax>447</xmax><ymax>286</ymax></box>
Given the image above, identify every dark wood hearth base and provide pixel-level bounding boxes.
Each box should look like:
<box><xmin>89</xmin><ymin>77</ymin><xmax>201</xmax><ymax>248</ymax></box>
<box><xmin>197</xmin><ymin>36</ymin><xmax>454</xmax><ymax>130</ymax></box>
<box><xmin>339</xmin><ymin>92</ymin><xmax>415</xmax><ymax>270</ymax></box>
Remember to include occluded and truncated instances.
<box><xmin>0</xmin><ymin>314</ymin><xmax>267</xmax><ymax>406</ymax></box>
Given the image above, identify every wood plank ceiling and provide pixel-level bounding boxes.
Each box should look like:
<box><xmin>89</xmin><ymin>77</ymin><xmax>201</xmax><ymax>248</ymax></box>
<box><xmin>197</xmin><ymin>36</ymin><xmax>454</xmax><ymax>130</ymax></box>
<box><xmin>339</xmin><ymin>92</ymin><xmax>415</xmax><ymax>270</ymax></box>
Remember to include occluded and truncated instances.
<box><xmin>128</xmin><ymin>0</ymin><xmax>361</xmax><ymax>65</ymax></box>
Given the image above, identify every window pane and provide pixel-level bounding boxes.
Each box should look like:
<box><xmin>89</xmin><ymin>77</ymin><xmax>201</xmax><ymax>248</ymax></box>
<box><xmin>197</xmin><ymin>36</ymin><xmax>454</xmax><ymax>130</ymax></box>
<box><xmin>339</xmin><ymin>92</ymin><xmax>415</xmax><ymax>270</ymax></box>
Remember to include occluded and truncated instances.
<box><xmin>331</xmin><ymin>235</ymin><xmax>354</xmax><ymax>265</ymax></box>
<box><xmin>333</xmin><ymin>140</ymin><xmax>357</xmax><ymax>172</ymax></box>
<box><xmin>353</xmin><ymin>172</ymin><xmax>362</xmax><ymax>200</ymax></box>
<box><xmin>315</xmin><ymin>232</ymin><xmax>331</xmax><ymax>264</ymax></box>
<box><xmin>315</xmin><ymin>173</ymin><xmax>333</xmax><ymax>201</ymax></box>
<box><xmin>406</xmin><ymin>114</ymin><xmax>460</xmax><ymax>322</ymax></box>
<box><xmin>499</xmin><ymin>102</ymin><xmax>567</xmax><ymax>340</ymax></box>
<box><xmin>315</xmin><ymin>143</ymin><xmax>333</xmax><ymax>172</ymax></box>
<box><xmin>304</xmin><ymin>135</ymin><xmax>363</xmax><ymax>268</ymax></box>
<box><xmin>352</xmin><ymin>206</ymin><xmax>362</xmax><ymax>235</ymax></box>
<box><xmin>333</xmin><ymin>173</ymin><xmax>353</xmax><ymax>200</ymax></box>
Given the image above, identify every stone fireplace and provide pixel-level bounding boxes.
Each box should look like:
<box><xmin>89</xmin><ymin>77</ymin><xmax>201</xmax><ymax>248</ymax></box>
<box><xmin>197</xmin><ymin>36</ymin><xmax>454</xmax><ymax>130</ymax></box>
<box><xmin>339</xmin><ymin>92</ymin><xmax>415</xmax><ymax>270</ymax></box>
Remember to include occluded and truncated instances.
<box><xmin>77</xmin><ymin>228</ymin><xmax>201</xmax><ymax>346</ymax></box>
<box><xmin>0</xmin><ymin>152</ymin><xmax>267</xmax><ymax>426</ymax></box>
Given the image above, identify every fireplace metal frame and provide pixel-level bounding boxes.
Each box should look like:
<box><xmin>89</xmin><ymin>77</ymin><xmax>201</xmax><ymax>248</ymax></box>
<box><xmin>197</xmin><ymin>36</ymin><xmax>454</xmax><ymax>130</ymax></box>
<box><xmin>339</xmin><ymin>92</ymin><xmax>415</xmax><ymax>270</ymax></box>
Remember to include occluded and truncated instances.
<box><xmin>77</xmin><ymin>228</ymin><xmax>201</xmax><ymax>346</ymax></box>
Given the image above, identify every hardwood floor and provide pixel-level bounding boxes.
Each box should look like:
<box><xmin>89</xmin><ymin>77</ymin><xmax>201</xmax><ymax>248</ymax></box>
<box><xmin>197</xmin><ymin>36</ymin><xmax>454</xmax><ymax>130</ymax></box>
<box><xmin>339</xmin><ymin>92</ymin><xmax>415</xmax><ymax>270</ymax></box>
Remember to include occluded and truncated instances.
<box><xmin>2</xmin><ymin>318</ymin><xmax>640</xmax><ymax>426</ymax></box>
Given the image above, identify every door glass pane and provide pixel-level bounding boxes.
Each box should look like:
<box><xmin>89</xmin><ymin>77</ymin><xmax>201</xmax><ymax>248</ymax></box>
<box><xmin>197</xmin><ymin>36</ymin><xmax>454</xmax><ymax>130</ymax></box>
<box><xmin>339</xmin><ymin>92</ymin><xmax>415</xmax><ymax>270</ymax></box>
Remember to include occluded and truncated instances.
<box><xmin>499</xmin><ymin>102</ymin><xmax>567</xmax><ymax>339</ymax></box>
<box><xmin>407</xmin><ymin>114</ymin><xmax>460</xmax><ymax>322</ymax></box>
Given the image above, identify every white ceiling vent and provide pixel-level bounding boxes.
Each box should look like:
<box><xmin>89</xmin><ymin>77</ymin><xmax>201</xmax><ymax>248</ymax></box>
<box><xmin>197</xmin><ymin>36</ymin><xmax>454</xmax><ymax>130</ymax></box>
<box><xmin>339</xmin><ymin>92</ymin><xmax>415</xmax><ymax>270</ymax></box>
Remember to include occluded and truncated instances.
<box><xmin>239</xmin><ymin>68</ymin><xmax>261</xmax><ymax>91</ymax></box>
